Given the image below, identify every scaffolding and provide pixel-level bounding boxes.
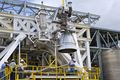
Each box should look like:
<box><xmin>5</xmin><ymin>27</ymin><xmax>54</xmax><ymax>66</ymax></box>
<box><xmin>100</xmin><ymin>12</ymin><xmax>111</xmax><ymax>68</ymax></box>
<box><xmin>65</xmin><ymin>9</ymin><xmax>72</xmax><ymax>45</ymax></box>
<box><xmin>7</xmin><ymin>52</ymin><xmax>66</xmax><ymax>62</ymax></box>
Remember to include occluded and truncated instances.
<box><xmin>0</xmin><ymin>0</ymin><xmax>120</xmax><ymax>80</ymax></box>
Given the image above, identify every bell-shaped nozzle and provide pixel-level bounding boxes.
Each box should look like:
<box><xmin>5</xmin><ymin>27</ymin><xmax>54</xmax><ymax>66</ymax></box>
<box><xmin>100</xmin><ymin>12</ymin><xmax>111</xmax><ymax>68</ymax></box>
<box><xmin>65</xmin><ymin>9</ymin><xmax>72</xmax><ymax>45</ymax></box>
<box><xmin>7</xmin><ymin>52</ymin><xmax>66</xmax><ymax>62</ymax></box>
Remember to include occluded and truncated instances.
<box><xmin>58</xmin><ymin>31</ymin><xmax>77</xmax><ymax>53</ymax></box>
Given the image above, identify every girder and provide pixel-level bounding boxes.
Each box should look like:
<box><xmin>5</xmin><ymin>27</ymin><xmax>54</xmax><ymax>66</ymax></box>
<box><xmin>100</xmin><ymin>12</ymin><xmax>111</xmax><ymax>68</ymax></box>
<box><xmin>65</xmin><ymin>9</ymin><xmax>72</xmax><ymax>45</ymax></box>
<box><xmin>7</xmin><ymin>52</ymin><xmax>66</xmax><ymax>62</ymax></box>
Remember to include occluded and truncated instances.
<box><xmin>0</xmin><ymin>11</ymin><xmax>92</xmax><ymax>69</ymax></box>
<box><xmin>0</xmin><ymin>0</ymin><xmax>100</xmax><ymax>25</ymax></box>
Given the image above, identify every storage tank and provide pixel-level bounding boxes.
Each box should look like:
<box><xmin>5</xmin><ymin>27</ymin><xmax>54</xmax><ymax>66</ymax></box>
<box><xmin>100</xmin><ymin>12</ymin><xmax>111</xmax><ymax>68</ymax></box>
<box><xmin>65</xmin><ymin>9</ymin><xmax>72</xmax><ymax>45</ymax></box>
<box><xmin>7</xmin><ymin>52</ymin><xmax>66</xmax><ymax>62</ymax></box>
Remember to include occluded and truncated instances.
<box><xmin>102</xmin><ymin>49</ymin><xmax>120</xmax><ymax>80</ymax></box>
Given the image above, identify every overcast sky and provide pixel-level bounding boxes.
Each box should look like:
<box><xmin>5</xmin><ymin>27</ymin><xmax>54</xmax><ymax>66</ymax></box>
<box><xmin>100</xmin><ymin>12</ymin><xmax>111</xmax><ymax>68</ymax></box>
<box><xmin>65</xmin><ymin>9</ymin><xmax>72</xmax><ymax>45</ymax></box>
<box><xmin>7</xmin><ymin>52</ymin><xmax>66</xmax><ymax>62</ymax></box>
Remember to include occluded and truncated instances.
<box><xmin>30</xmin><ymin>0</ymin><xmax>120</xmax><ymax>31</ymax></box>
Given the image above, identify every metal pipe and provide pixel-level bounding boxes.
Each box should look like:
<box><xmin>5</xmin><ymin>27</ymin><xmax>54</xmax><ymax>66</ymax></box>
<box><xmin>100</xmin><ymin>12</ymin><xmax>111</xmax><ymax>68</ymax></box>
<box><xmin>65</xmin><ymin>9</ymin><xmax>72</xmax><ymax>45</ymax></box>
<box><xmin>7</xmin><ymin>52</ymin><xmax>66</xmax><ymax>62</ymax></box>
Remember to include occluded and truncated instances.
<box><xmin>55</xmin><ymin>40</ymin><xmax>58</xmax><ymax>79</ymax></box>
<box><xmin>18</xmin><ymin>42</ymin><xmax>21</xmax><ymax>65</ymax></box>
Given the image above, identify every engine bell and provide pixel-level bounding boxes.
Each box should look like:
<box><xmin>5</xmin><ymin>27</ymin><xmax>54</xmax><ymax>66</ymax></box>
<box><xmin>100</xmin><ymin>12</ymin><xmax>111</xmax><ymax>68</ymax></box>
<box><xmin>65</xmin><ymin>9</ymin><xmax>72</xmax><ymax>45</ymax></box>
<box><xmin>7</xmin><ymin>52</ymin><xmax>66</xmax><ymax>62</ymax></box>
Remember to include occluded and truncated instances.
<box><xmin>58</xmin><ymin>31</ymin><xmax>77</xmax><ymax>53</ymax></box>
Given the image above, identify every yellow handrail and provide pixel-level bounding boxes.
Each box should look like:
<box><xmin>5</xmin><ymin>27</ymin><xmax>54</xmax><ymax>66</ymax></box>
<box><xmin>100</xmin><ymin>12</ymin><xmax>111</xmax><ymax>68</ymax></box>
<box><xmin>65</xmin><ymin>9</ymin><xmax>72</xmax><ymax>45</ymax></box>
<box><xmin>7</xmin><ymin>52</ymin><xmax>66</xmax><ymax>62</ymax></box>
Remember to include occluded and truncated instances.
<box><xmin>7</xmin><ymin>65</ymin><xmax>100</xmax><ymax>80</ymax></box>
<box><xmin>0</xmin><ymin>67</ymin><xmax>11</xmax><ymax>80</ymax></box>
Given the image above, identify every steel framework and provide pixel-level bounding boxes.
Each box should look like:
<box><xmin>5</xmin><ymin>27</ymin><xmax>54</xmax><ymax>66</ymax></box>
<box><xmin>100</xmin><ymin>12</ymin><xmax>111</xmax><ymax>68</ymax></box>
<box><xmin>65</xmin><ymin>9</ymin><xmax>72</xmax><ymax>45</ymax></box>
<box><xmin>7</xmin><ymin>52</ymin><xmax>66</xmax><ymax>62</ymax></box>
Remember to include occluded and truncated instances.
<box><xmin>0</xmin><ymin>1</ymin><xmax>120</xmax><ymax>78</ymax></box>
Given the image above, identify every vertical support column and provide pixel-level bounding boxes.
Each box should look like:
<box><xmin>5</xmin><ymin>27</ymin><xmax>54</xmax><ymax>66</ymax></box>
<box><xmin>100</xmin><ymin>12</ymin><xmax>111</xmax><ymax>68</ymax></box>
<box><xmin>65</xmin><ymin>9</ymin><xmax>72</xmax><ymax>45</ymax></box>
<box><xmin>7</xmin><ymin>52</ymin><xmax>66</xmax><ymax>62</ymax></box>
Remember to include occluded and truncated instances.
<box><xmin>116</xmin><ymin>33</ymin><xmax>119</xmax><ymax>47</ymax></box>
<box><xmin>55</xmin><ymin>41</ymin><xmax>58</xmax><ymax>80</ymax></box>
<box><xmin>55</xmin><ymin>41</ymin><xmax>57</xmax><ymax>68</ymax></box>
<box><xmin>96</xmin><ymin>31</ymin><xmax>103</xmax><ymax>80</ymax></box>
<box><xmin>107</xmin><ymin>32</ymin><xmax>110</xmax><ymax>47</ymax></box>
<box><xmin>86</xmin><ymin>27</ymin><xmax>91</xmax><ymax>69</ymax></box>
<box><xmin>116</xmin><ymin>33</ymin><xmax>119</xmax><ymax>41</ymax></box>
<box><xmin>73</xmin><ymin>33</ymin><xmax>83</xmax><ymax>68</ymax></box>
<box><xmin>96</xmin><ymin>31</ymin><xmax>101</xmax><ymax>47</ymax></box>
<box><xmin>87</xmin><ymin>17</ymin><xmax>91</xmax><ymax>69</ymax></box>
<box><xmin>24</xmin><ymin>0</ymin><xmax>27</xmax><ymax>15</ymax></box>
<box><xmin>85</xmin><ymin>41</ymin><xmax>91</xmax><ymax>69</ymax></box>
<box><xmin>88</xmin><ymin>13</ymin><xmax>91</xmax><ymax>25</ymax></box>
<box><xmin>87</xmin><ymin>28</ymin><xmax>91</xmax><ymax>39</ymax></box>
<box><xmin>18</xmin><ymin>42</ymin><xmax>21</xmax><ymax>65</ymax></box>
<box><xmin>42</xmin><ymin>53</ymin><xmax>44</xmax><ymax>66</ymax></box>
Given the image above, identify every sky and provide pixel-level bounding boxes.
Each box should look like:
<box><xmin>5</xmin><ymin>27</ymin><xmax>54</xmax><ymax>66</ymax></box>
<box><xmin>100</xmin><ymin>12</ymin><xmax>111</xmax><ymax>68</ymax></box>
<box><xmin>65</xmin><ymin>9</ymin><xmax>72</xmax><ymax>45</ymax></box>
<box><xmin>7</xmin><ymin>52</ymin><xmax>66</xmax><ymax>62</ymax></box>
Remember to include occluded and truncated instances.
<box><xmin>29</xmin><ymin>0</ymin><xmax>120</xmax><ymax>31</ymax></box>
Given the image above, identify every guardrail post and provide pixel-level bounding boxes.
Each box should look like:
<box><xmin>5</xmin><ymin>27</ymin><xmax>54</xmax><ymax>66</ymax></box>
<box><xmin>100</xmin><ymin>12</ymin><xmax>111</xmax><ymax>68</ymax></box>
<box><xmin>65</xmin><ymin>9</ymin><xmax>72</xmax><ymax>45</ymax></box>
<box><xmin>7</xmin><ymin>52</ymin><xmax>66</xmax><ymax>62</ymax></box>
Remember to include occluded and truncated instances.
<box><xmin>64</xmin><ymin>67</ymin><xmax>66</xmax><ymax>80</ymax></box>
<box><xmin>16</xmin><ymin>74</ymin><xmax>19</xmax><ymax>80</ymax></box>
<box><xmin>77</xmin><ymin>71</ymin><xmax>80</xmax><ymax>80</ymax></box>
<box><xmin>82</xmin><ymin>74</ymin><xmax>84</xmax><ymax>80</ymax></box>
<box><xmin>33</xmin><ymin>75</ymin><xmax>36</xmax><ymax>80</ymax></box>
<box><xmin>40</xmin><ymin>66</ymin><xmax>42</xmax><ymax>80</ymax></box>
<box><xmin>94</xmin><ymin>74</ymin><xmax>97</xmax><ymax>80</ymax></box>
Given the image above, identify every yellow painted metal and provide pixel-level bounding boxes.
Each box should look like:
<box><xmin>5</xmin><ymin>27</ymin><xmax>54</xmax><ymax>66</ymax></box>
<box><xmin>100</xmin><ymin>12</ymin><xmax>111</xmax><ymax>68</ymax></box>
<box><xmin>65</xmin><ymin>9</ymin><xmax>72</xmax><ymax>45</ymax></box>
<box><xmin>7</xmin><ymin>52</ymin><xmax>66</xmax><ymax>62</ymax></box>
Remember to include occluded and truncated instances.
<box><xmin>3</xmin><ymin>65</ymin><xmax>100</xmax><ymax>80</ymax></box>
<box><xmin>4</xmin><ymin>67</ymin><xmax>11</xmax><ymax>80</ymax></box>
<box><xmin>82</xmin><ymin>74</ymin><xmax>84</xmax><ymax>80</ymax></box>
<box><xmin>55</xmin><ymin>41</ymin><xmax>58</xmax><ymax>80</ymax></box>
<box><xmin>61</xmin><ymin>0</ymin><xmax>64</xmax><ymax>7</ymax></box>
<box><xmin>0</xmin><ymin>67</ymin><xmax>11</xmax><ymax>80</ymax></box>
<box><xmin>33</xmin><ymin>75</ymin><xmax>36</xmax><ymax>80</ymax></box>
<box><xmin>32</xmin><ymin>73</ymin><xmax>36</xmax><ymax>80</ymax></box>
<box><xmin>49</xmin><ymin>55</ymin><xmax>56</xmax><ymax>67</ymax></box>
<box><xmin>16</xmin><ymin>74</ymin><xmax>19</xmax><ymax>80</ymax></box>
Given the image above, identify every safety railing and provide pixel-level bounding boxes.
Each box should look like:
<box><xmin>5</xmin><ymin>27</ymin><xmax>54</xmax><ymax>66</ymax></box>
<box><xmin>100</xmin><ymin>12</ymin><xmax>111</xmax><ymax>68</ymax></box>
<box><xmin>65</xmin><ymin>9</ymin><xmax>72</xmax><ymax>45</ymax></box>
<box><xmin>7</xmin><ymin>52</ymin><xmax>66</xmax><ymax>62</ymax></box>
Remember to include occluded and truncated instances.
<box><xmin>0</xmin><ymin>65</ymin><xmax>100</xmax><ymax>80</ymax></box>
<box><xmin>0</xmin><ymin>67</ymin><xmax>12</xmax><ymax>80</ymax></box>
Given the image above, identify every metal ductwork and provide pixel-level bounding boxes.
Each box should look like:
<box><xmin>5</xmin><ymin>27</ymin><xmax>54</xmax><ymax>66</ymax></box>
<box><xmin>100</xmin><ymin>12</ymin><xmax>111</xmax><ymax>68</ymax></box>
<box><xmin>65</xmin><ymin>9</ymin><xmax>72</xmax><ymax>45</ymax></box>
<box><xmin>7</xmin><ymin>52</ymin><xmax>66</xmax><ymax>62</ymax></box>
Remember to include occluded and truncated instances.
<box><xmin>58</xmin><ymin>31</ymin><xmax>77</xmax><ymax>53</ymax></box>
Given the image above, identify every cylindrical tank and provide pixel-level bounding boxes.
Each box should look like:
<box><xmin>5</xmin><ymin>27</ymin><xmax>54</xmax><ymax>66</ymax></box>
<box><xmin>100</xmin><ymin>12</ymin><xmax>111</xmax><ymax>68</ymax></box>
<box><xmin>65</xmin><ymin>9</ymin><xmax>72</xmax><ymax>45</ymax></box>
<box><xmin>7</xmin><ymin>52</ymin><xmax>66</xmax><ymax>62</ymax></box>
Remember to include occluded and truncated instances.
<box><xmin>58</xmin><ymin>31</ymin><xmax>77</xmax><ymax>53</ymax></box>
<box><xmin>102</xmin><ymin>49</ymin><xmax>120</xmax><ymax>80</ymax></box>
